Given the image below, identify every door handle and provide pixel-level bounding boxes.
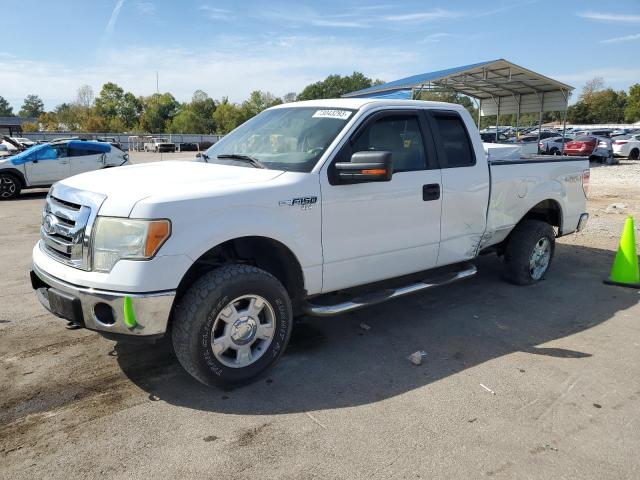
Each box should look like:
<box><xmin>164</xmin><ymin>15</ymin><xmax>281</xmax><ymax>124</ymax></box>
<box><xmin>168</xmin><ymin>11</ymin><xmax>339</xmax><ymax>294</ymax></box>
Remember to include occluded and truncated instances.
<box><xmin>422</xmin><ymin>183</ymin><xmax>440</xmax><ymax>201</ymax></box>
<box><xmin>59</xmin><ymin>161</ymin><xmax>69</xmax><ymax>165</ymax></box>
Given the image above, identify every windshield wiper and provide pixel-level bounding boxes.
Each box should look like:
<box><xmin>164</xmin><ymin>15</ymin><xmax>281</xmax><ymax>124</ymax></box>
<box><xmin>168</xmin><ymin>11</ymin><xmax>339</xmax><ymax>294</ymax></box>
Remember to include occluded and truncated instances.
<box><xmin>216</xmin><ymin>154</ymin><xmax>266</xmax><ymax>169</ymax></box>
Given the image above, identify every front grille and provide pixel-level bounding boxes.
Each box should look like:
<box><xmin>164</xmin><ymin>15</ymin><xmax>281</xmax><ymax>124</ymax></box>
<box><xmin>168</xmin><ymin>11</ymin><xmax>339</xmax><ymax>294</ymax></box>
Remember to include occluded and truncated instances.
<box><xmin>40</xmin><ymin>185</ymin><xmax>106</xmax><ymax>270</ymax></box>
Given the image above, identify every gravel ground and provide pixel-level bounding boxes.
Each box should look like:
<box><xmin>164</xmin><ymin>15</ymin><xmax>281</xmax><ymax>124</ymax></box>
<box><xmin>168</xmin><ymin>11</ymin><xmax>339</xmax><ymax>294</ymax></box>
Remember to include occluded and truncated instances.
<box><xmin>1</xmin><ymin>156</ymin><xmax>639</xmax><ymax>479</ymax></box>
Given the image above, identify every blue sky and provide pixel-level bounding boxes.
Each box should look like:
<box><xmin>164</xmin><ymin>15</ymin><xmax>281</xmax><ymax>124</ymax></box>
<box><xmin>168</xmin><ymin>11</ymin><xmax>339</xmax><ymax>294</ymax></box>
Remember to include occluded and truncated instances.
<box><xmin>1</xmin><ymin>0</ymin><xmax>639</xmax><ymax>110</ymax></box>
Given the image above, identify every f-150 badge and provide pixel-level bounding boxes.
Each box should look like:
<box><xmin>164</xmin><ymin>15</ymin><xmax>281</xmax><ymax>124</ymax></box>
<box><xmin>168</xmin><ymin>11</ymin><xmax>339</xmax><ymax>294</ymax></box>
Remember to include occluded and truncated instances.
<box><xmin>279</xmin><ymin>196</ymin><xmax>318</xmax><ymax>210</ymax></box>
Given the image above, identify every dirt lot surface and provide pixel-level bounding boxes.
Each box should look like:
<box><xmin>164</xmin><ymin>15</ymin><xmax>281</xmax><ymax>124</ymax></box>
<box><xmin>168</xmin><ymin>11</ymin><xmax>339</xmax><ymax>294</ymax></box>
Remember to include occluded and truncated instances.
<box><xmin>1</xmin><ymin>155</ymin><xmax>639</xmax><ymax>479</ymax></box>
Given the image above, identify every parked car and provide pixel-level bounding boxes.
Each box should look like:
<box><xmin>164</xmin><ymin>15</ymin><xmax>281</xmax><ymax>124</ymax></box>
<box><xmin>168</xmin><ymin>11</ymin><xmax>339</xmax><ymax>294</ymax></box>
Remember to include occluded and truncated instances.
<box><xmin>11</xmin><ymin>137</ymin><xmax>36</xmax><ymax>148</ymax></box>
<box><xmin>0</xmin><ymin>139</ymin><xmax>130</xmax><ymax>199</ymax></box>
<box><xmin>0</xmin><ymin>144</ymin><xmax>10</xmax><ymax>157</ymax></box>
<box><xmin>30</xmin><ymin>98</ymin><xmax>589</xmax><ymax>386</ymax></box>
<box><xmin>574</xmin><ymin>129</ymin><xmax>613</xmax><ymax>138</ymax></box>
<box><xmin>480</xmin><ymin>132</ymin><xmax>509</xmax><ymax>143</ymax></box>
<box><xmin>178</xmin><ymin>142</ymin><xmax>199</xmax><ymax>152</ymax></box>
<box><xmin>97</xmin><ymin>137</ymin><xmax>123</xmax><ymax>150</ymax></box>
<box><xmin>539</xmin><ymin>136</ymin><xmax>574</xmax><ymax>155</ymax></box>
<box><xmin>144</xmin><ymin>137</ymin><xmax>176</xmax><ymax>152</ymax></box>
<box><xmin>564</xmin><ymin>136</ymin><xmax>615</xmax><ymax>163</ymax></box>
<box><xmin>612</xmin><ymin>134</ymin><xmax>640</xmax><ymax>160</ymax></box>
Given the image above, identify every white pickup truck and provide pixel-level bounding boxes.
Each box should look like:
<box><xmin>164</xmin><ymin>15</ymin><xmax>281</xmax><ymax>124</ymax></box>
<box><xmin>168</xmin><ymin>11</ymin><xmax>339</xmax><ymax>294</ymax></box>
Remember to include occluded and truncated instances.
<box><xmin>30</xmin><ymin>99</ymin><xmax>589</xmax><ymax>386</ymax></box>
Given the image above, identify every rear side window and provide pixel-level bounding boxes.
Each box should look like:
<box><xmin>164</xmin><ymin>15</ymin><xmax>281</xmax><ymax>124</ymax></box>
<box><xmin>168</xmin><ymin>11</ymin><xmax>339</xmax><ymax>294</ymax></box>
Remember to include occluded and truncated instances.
<box><xmin>69</xmin><ymin>148</ymin><xmax>97</xmax><ymax>156</ymax></box>
<box><xmin>431</xmin><ymin>113</ymin><xmax>475</xmax><ymax>168</ymax></box>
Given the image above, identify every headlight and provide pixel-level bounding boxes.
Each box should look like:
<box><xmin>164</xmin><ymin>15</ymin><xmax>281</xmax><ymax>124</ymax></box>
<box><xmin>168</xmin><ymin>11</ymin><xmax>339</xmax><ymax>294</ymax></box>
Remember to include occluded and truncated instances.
<box><xmin>92</xmin><ymin>217</ymin><xmax>171</xmax><ymax>273</ymax></box>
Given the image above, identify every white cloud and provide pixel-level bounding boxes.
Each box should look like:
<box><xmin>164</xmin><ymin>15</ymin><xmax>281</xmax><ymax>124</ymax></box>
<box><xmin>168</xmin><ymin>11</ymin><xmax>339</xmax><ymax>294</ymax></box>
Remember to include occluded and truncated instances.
<box><xmin>579</xmin><ymin>12</ymin><xmax>640</xmax><ymax>22</ymax></box>
<box><xmin>599</xmin><ymin>33</ymin><xmax>640</xmax><ymax>44</ymax></box>
<box><xmin>552</xmin><ymin>67</ymin><xmax>640</xmax><ymax>88</ymax></box>
<box><xmin>198</xmin><ymin>6</ymin><xmax>233</xmax><ymax>21</ymax></box>
<box><xmin>418</xmin><ymin>32</ymin><xmax>453</xmax><ymax>43</ymax></box>
<box><xmin>102</xmin><ymin>0</ymin><xmax>126</xmax><ymax>45</ymax></box>
<box><xmin>382</xmin><ymin>9</ymin><xmax>460</xmax><ymax>23</ymax></box>
<box><xmin>0</xmin><ymin>36</ymin><xmax>418</xmax><ymax>110</ymax></box>
<box><xmin>135</xmin><ymin>1</ymin><xmax>156</xmax><ymax>15</ymax></box>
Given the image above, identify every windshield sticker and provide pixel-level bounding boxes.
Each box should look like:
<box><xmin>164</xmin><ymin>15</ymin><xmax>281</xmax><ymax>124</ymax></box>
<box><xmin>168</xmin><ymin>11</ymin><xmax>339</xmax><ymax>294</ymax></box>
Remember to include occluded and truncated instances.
<box><xmin>312</xmin><ymin>109</ymin><xmax>352</xmax><ymax>120</ymax></box>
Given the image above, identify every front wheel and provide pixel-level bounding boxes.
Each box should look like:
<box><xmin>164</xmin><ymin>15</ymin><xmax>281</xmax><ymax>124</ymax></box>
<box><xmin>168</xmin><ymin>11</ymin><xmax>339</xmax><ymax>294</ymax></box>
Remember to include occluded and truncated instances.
<box><xmin>503</xmin><ymin>220</ymin><xmax>555</xmax><ymax>285</ymax></box>
<box><xmin>0</xmin><ymin>173</ymin><xmax>21</xmax><ymax>200</ymax></box>
<box><xmin>171</xmin><ymin>264</ymin><xmax>293</xmax><ymax>386</ymax></box>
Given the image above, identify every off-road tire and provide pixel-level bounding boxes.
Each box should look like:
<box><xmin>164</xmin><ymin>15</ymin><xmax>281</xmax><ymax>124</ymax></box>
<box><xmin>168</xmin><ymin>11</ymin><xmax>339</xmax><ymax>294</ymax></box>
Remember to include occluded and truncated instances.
<box><xmin>504</xmin><ymin>220</ymin><xmax>555</xmax><ymax>285</ymax></box>
<box><xmin>0</xmin><ymin>173</ymin><xmax>21</xmax><ymax>200</ymax></box>
<box><xmin>171</xmin><ymin>264</ymin><xmax>293</xmax><ymax>386</ymax></box>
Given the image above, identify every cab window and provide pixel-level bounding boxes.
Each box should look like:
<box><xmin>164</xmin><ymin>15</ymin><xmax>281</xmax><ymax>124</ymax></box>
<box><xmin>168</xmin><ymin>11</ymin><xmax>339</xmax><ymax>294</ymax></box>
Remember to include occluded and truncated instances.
<box><xmin>351</xmin><ymin>114</ymin><xmax>427</xmax><ymax>173</ymax></box>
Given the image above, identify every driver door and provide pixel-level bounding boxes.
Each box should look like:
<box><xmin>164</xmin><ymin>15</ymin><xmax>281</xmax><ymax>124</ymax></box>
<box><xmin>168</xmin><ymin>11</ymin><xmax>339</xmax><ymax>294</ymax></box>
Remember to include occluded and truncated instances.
<box><xmin>320</xmin><ymin>109</ymin><xmax>442</xmax><ymax>292</ymax></box>
<box><xmin>24</xmin><ymin>145</ymin><xmax>70</xmax><ymax>185</ymax></box>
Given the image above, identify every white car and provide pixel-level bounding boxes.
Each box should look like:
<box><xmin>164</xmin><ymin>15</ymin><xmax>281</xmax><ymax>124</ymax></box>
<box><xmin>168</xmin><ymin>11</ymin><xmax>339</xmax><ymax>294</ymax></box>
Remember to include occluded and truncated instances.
<box><xmin>612</xmin><ymin>134</ymin><xmax>640</xmax><ymax>160</ymax></box>
<box><xmin>11</xmin><ymin>137</ymin><xmax>37</xmax><ymax>148</ymax></box>
<box><xmin>144</xmin><ymin>138</ymin><xmax>176</xmax><ymax>152</ymax></box>
<box><xmin>539</xmin><ymin>136</ymin><xmax>574</xmax><ymax>155</ymax></box>
<box><xmin>30</xmin><ymin>98</ymin><xmax>589</xmax><ymax>386</ymax></box>
<box><xmin>0</xmin><ymin>139</ymin><xmax>129</xmax><ymax>199</ymax></box>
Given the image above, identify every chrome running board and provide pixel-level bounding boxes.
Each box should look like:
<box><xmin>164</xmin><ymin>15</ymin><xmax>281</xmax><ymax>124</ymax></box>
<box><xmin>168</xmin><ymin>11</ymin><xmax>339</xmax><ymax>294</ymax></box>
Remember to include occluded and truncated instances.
<box><xmin>303</xmin><ymin>263</ymin><xmax>477</xmax><ymax>317</ymax></box>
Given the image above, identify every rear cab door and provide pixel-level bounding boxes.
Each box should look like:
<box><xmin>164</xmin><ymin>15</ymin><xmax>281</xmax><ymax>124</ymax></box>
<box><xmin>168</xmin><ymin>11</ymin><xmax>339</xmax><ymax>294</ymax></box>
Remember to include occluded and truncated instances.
<box><xmin>424</xmin><ymin>109</ymin><xmax>490</xmax><ymax>265</ymax></box>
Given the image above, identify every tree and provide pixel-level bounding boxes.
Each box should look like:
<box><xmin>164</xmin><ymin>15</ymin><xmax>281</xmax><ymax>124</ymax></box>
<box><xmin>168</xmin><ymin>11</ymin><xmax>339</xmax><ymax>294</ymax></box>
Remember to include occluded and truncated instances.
<box><xmin>0</xmin><ymin>96</ymin><xmax>14</xmax><ymax>116</ymax></box>
<box><xmin>19</xmin><ymin>94</ymin><xmax>45</xmax><ymax>118</ymax></box>
<box><xmin>297</xmin><ymin>72</ymin><xmax>383</xmax><ymax>100</ymax></box>
<box><xmin>567</xmin><ymin>78</ymin><xmax>627</xmax><ymax>124</ymax></box>
<box><xmin>240</xmin><ymin>90</ymin><xmax>282</xmax><ymax>120</ymax></box>
<box><xmin>138</xmin><ymin>92</ymin><xmax>180</xmax><ymax>133</ymax></box>
<box><xmin>170</xmin><ymin>90</ymin><xmax>217</xmax><ymax>133</ymax></box>
<box><xmin>76</xmin><ymin>85</ymin><xmax>94</xmax><ymax>109</ymax></box>
<box><xmin>282</xmin><ymin>92</ymin><xmax>297</xmax><ymax>103</ymax></box>
<box><xmin>624</xmin><ymin>84</ymin><xmax>640</xmax><ymax>123</ymax></box>
<box><xmin>212</xmin><ymin>98</ymin><xmax>243</xmax><ymax>134</ymax></box>
<box><xmin>95</xmin><ymin>82</ymin><xmax>142</xmax><ymax>131</ymax></box>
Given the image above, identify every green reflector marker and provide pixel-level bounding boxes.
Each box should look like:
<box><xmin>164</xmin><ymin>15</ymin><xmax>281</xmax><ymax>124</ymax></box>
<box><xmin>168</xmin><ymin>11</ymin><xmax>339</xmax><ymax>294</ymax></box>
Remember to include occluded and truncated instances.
<box><xmin>123</xmin><ymin>296</ymin><xmax>138</xmax><ymax>329</ymax></box>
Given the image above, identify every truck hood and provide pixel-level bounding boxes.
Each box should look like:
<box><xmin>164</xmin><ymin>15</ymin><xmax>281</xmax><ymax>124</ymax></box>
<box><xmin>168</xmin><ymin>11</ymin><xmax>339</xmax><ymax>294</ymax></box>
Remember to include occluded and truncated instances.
<box><xmin>60</xmin><ymin>160</ymin><xmax>285</xmax><ymax>217</ymax></box>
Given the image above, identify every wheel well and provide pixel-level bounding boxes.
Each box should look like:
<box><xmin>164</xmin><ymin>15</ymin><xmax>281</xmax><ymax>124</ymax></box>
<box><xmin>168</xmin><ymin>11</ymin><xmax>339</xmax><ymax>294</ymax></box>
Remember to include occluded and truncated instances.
<box><xmin>521</xmin><ymin>199</ymin><xmax>562</xmax><ymax>231</ymax></box>
<box><xmin>176</xmin><ymin>236</ymin><xmax>306</xmax><ymax>304</ymax></box>
<box><xmin>493</xmin><ymin>200</ymin><xmax>562</xmax><ymax>256</ymax></box>
<box><xmin>1</xmin><ymin>169</ymin><xmax>26</xmax><ymax>188</ymax></box>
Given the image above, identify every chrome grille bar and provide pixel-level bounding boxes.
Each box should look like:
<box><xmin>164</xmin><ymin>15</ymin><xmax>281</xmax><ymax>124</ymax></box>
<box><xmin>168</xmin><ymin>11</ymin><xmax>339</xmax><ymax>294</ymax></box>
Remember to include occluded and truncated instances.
<box><xmin>40</xmin><ymin>184</ymin><xmax>106</xmax><ymax>270</ymax></box>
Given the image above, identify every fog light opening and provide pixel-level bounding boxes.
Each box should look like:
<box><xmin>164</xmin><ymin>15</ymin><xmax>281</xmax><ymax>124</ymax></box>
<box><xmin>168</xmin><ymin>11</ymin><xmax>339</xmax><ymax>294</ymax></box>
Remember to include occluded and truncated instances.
<box><xmin>94</xmin><ymin>302</ymin><xmax>116</xmax><ymax>326</ymax></box>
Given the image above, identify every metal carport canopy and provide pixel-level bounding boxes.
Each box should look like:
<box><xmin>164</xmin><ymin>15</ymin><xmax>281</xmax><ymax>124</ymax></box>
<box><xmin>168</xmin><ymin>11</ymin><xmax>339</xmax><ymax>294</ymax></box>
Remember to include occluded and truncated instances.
<box><xmin>343</xmin><ymin>59</ymin><xmax>573</xmax><ymax>117</ymax></box>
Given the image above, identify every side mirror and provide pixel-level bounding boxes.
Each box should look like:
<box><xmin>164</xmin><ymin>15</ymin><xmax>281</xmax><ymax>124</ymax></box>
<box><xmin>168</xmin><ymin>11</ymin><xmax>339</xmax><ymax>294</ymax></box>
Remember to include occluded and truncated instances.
<box><xmin>195</xmin><ymin>152</ymin><xmax>202</xmax><ymax>158</ymax></box>
<box><xmin>335</xmin><ymin>151</ymin><xmax>393</xmax><ymax>184</ymax></box>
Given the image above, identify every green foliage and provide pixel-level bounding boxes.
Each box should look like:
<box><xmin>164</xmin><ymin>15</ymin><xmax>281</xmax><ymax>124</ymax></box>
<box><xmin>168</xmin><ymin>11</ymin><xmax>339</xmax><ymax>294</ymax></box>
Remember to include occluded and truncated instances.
<box><xmin>94</xmin><ymin>82</ymin><xmax>142</xmax><ymax>131</ymax></box>
<box><xmin>0</xmin><ymin>96</ymin><xmax>14</xmax><ymax>116</ymax></box>
<box><xmin>212</xmin><ymin>98</ymin><xmax>244</xmax><ymax>134</ymax></box>
<box><xmin>297</xmin><ymin>72</ymin><xmax>382</xmax><ymax>100</ymax></box>
<box><xmin>171</xmin><ymin>90</ymin><xmax>218</xmax><ymax>133</ymax></box>
<box><xmin>19</xmin><ymin>94</ymin><xmax>45</xmax><ymax>118</ymax></box>
<box><xmin>624</xmin><ymin>84</ymin><xmax>640</xmax><ymax>123</ymax></box>
<box><xmin>138</xmin><ymin>93</ymin><xmax>180</xmax><ymax>133</ymax></box>
<box><xmin>567</xmin><ymin>79</ymin><xmax>628</xmax><ymax>124</ymax></box>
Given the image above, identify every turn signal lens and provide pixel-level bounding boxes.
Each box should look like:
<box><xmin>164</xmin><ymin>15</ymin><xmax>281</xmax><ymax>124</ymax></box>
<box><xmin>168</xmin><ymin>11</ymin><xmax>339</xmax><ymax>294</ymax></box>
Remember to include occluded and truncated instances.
<box><xmin>362</xmin><ymin>169</ymin><xmax>387</xmax><ymax>175</ymax></box>
<box><xmin>145</xmin><ymin>220</ymin><xmax>171</xmax><ymax>256</ymax></box>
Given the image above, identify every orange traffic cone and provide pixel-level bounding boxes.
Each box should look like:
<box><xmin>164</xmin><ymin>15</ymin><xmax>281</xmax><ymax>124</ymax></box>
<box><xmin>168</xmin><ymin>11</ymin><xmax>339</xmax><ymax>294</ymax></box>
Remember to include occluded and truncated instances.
<box><xmin>604</xmin><ymin>216</ymin><xmax>640</xmax><ymax>288</ymax></box>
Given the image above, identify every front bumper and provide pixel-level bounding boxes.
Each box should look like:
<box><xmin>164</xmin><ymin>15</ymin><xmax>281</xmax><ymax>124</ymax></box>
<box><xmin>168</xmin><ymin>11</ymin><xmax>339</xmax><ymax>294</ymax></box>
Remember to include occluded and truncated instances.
<box><xmin>31</xmin><ymin>263</ymin><xmax>175</xmax><ymax>338</ymax></box>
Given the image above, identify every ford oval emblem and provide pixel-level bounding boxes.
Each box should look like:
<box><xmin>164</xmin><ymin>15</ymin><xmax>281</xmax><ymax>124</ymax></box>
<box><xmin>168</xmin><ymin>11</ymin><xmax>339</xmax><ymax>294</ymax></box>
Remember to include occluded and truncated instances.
<box><xmin>43</xmin><ymin>214</ymin><xmax>56</xmax><ymax>234</ymax></box>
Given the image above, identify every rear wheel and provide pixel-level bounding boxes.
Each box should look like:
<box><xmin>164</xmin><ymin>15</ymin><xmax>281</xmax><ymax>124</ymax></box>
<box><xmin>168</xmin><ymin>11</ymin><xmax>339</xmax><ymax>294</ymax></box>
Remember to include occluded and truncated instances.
<box><xmin>172</xmin><ymin>264</ymin><xmax>293</xmax><ymax>386</ymax></box>
<box><xmin>629</xmin><ymin>148</ymin><xmax>639</xmax><ymax>160</ymax></box>
<box><xmin>504</xmin><ymin>220</ymin><xmax>555</xmax><ymax>285</ymax></box>
<box><xmin>0</xmin><ymin>173</ymin><xmax>21</xmax><ymax>200</ymax></box>
<box><xmin>550</xmin><ymin>147</ymin><xmax>560</xmax><ymax>155</ymax></box>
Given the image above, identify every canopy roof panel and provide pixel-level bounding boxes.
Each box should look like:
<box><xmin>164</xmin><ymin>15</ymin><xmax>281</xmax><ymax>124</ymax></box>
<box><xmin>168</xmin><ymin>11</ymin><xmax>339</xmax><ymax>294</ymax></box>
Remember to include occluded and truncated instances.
<box><xmin>344</xmin><ymin>59</ymin><xmax>573</xmax><ymax>115</ymax></box>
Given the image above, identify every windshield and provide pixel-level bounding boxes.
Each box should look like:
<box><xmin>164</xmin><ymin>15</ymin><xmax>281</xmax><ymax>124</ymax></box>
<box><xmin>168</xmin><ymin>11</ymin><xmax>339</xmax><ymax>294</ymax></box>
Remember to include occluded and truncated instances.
<box><xmin>204</xmin><ymin>107</ymin><xmax>354</xmax><ymax>172</ymax></box>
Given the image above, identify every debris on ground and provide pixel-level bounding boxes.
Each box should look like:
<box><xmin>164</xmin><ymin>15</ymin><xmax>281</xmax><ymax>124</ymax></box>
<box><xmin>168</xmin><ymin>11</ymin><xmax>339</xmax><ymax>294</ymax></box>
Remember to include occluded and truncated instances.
<box><xmin>359</xmin><ymin>322</ymin><xmax>371</xmax><ymax>331</ymax></box>
<box><xmin>605</xmin><ymin>203</ymin><xmax>627</xmax><ymax>214</ymax></box>
<box><xmin>480</xmin><ymin>383</ymin><xmax>496</xmax><ymax>395</ymax></box>
<box><xmin>408</xmin><ymin>350</ymin><xmax>427</xmax><ymax>365</ymax></box>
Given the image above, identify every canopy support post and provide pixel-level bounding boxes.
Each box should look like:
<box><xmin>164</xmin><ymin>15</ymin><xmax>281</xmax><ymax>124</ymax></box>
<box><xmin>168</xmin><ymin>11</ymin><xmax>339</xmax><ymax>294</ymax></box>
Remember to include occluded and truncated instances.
<box><xmin>477</xmin><ymin>98</ymin><xmax>482</xmax><ymax>129</ymax></box>
<box><xmin>536</xmin><ymin>92</ymin><xmax>544</xmax><ymax>154</ymax></box>
<box><xmin>495</xmin><ymin>97</ymin><xmax>501</xmax><ymax>142</ymax></box>
<box><xmin>515</xmin><ymin>94</ymin><xmax>521</xmax><ymax>140</ymax></box>
<box><xmin>560</xmin><ymin>89</ymin><xmax>568</xmax><ymax>155</ymax></box>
